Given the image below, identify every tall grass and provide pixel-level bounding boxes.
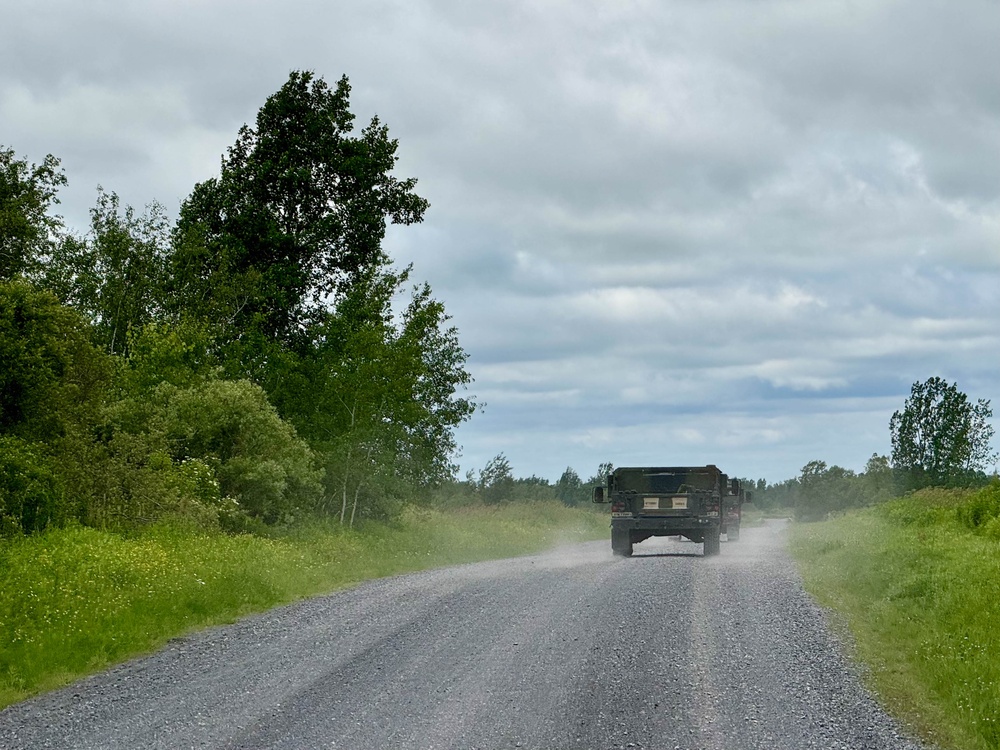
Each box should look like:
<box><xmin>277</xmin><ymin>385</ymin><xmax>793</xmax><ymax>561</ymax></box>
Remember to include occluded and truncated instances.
<box><xmin>0</xmin><ymin>502</ymin><xmax>607</xmax><ymax>710</ymax></box>
<box><xmin>790</xmin><ymin>483</ymin><xmax>1000</xmax><ymax>750</ymax></box>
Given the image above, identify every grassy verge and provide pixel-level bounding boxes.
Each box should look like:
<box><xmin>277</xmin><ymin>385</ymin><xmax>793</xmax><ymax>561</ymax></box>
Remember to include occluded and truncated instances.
<box><xmin>789</xmin><ymin>485</ymin><xmax>1000</xmax><ymax>750</ymax></box>
<box><xmin>0</xmin><ymin>502</ymin><xmax>608</xmax><ymax>710</ymax></box>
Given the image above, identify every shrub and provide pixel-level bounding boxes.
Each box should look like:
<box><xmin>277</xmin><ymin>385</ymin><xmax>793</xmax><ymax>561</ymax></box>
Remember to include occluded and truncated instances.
<box><xmin>877</xmin><ymin>488</ymin><xmax>966</xmax><ymax>527</ymax></box>
<box><xmin>957</xmin><ymin>479</ymin><xmax>1000</xmax><ymax>531</ymax></box>
<box><xmin>0</xmin><ymin>280</ymin><xmax>109</xmax><ymax>442</ymax></box>
<box><xmin>0</xmin><ymin>436</ymin><xmax>65</xmax><ymax>535</ymax></box>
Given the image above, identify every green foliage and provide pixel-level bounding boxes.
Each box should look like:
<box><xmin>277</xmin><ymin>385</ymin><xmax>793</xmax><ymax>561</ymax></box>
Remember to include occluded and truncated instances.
<box><xmin>890</xmin><ymin>376</ymin><xmax>996</xmax><ymax>491</ymax></box>
<box><xmin>1</xmin><ymin>71</ymin><xmax>476</xmax><ymax>536</ymax></box>
<box><xmin>587</xmin><ymin>462</ymin><xmax>614</xmax><ymax>487</ymax></box>
<box><xmin>510</xmin><ymin>475</ymin><xmax>558</xmax><ymax>503</ymax></box>
<box><xmin>478</xmin><ymin>453</ymin><xmax>515</xmax><ymax>505</ymax></box>
<box><xmin>0</xmin><ymin>279</ymin><xmax>110</xmax><ymax>443</ymax></box>
<box><xmin>425</xmin><ymin>461</ymin><xmax>610</xmax><ymax>509</ymax></box>
<box><xmin>395</xmin><ymin>281</ymin><xmax>476</xmax><ymax>482</ymax></box>
<box><xmin>116</xmin><ymin>320</ymin><xmax>218</xmax><ymax>394</ymax></box>
<box><xmin>753</xmin><ymin>460</ymin><xmax>869</xmax><ymax>521</ymax></box>
<box><xmin>0</xmin><ymin>147</ymin><xmax>67</xmax><ymax>280</ymax></box>
<box><xmin>795</xmin><ymin>460</ymin><xmax>864</xmax><ymax>521</ymax></box>
<box><xmin>877</xmin><ymin>487</ymin><xmax>966</xmax><ymax>528</ymax></box>
<box><xmin>0</xmin><ymin>437</ymin><xmax>65</xmax><ymax>536</ymax></box>
<box><xmin>169</xmin><ymin>70</ymin><xmax>428</xmax><ymax>350</ymax></box>
<box><xmin>59</xmin><ymin>427</ymin><xmax>219</xmax><ymax>533</ymax></box>
<box><xmin>107</xmin><ymin>379</ymin><xmax>322</xmax><ymax>526</ymax></box>
<box><xmin>43</xmin><ymin>189</ymin><xmax>169</xmax><ymax>355</ymax></box>
<box><xmin>956</xmin><ymin>479</ymin><xmax>1000</xmax><ymax>534</ymax></box>
<box><xmin>158</xmin><ymin>71</ymin><xmax>472</xmax><ymax>526</ymax></box>
<box><xmin>860</xmin><ymin>453</ymin><xmax>894</xmax><ymax>503</ymax></box>
<box><xmin>273</xmin><ymin>269</ymin><xmax>475</xmax><ymax>524</ymax></box>
<box><xmin>755</xmin><ymin>476</ymin><xmax>798</xmax><ymax>511</ymax></box>
<box><xmin>555</xmin><ymin>466</ymin><xmax>583</xmax><ymax>505</ymax></box>
<box><xmin>428</xmin><ymin>472</ymin><xmax>612</xmax><ymax>508</ymax></box>
<box><xmin>755</xmin><ymin>455</ymin><xmax>897</xmax><ymax>518</ymax></box>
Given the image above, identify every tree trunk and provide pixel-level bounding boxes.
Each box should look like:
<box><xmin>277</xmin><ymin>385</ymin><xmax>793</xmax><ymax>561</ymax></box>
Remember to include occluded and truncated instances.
<box><xmin>350</xmin><ymin>483</ymin><xmax>361</xmax><ymax>528</ymax></box>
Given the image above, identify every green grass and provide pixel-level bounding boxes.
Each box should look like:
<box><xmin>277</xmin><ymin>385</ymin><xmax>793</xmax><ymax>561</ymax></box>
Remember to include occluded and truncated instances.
<box><xmin>789</xmin><ymin>486</ymin><xmax>1000</xmax><ymax>750</ymax></box>
<box><xmin>0</xmin><ymin>502</ymin><xmax>608</xmax><ymax>710</ymax></box>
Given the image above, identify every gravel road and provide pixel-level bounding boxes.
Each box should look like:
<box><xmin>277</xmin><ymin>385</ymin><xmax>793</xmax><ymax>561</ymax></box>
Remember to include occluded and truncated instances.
<box><xmin>0</xmin><ymin>520</ymin><xmax>930</xmax><ymax>750</ymax></box>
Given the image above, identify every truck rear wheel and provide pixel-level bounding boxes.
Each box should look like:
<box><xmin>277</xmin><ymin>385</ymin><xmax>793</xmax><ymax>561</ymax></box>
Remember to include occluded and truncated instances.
<box><xmin>704</xmin><ymin>530</ymin><xmax>721</xmax><ymax>556</ymax></box>
<box><xmin>612</xmin><ymin>527</ymin><xmax>633</xmax><ymax>557</ymax></box>
<box><xmin>727</xmin><ymin>524</ymin><xmax>740</xmax><ymax>542</ymax></box>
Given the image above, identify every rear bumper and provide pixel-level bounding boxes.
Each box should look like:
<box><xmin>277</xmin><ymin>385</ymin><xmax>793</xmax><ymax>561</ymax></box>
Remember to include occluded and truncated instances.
<box><xmin>611</xmin><ymin>515</ymin><xmax>720</xmax><ymax>533</ymax></box>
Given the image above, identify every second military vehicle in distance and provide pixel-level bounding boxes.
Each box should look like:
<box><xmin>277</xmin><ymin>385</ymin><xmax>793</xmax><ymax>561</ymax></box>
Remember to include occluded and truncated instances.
<box><xmin>593</xmin><ymin>465</ymin><xmax>745</xmax><ymax>557</ymax></box>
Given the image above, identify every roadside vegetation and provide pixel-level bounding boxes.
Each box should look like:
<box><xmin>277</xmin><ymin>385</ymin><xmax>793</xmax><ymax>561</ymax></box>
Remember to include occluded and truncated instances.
<box><xmin>0</xmin><ymin>500</ymin><xmax>608</xmax><ymax>710</ymax></box>
<box><xmin>790</xmin><ymin>483</ymin><xmax>1000</xmax><ymax>750</ymax></box>
<box><xmin>747</xmin><ymin>375</ymin><xmax>995</xmax><ymax>523</ymax></box>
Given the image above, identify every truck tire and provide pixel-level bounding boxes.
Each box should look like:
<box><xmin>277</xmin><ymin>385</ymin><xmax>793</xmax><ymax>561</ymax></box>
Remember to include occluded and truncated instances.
<box><xmin>727</xmin><ymin>524</ymin><xmax>740</xmax><ymax>542</ymax></box>
<box><xmin>704</xmin><ymin>529</ymin><xmax>721</xmax><ymax>556</ymax></box>
<box><xmin>612</xmin><ymin>527</ymin><xmax>633</xmax><ymax>557</ymax></box>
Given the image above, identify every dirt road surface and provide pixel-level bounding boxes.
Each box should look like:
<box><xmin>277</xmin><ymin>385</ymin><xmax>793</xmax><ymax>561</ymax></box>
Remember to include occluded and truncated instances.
<box><xmin>0</xmin><ymin>520</ymin><xmax>928</xmax><ymax>750</ymax></box>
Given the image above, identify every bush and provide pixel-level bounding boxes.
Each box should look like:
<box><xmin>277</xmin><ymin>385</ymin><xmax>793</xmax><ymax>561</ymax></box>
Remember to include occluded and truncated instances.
<box><xmin>159</xmin><ymin>379</ymin><xmax>323</xmax><ymax>522</ymax></box>
<box><xmin>0</xmin><ymin>437</ymin><xmax>66</xmax><ymax>535</ymax></box>
<box><xmin>956</xmin><ymin>479</ymin><xmax>1000</xmax><ymax>531</ymax></box>
<box><xmin>0</xmin><ymin>280</ymin><xmax>109</xmax><ymax>442</ymax></box>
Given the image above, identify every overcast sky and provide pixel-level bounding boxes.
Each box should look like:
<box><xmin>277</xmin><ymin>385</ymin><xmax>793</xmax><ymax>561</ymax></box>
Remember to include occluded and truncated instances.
<box><xmin>4</xmin><ymin>0</ymin><xmax>998</xmax><ymax>483</ymax></box>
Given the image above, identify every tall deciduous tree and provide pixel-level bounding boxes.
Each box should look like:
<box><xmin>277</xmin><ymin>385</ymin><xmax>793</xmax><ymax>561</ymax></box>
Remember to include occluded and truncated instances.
<box><xmin>44</xmin><ymin>189</ymin><xmax>169</xmax><ymax>355</ymax></box>
<box><xmin>165</xmin><ymin>71</ymin><xmax>474</xmax><ymax>523</ymax></box>
<box><xmin>272</xmin><ymin>268</ymin><xmax>475</xmax><ymax>525</ymax></box>
<box><xmin>169</xmin><ymin>70</ymin><xmax>429</xmax><ymax>357</ymax></box>
<box><xmin>0</xmin><ymin>147</ymin><xmax>67</xmax><ymax>280</ymax></box>
<box><xmin>587</xmin><ymin>462</ymin><xmax>614</xmax><ymax>487</ymax></box>
<box><xmin>890</xmin><ymin>377</ymin><xmax>997</xmax><ymax>489</ymax></box>
<box><xmin>395</xmin><ymin>281</ymin><xmax>476</xmax><ymax>484</ymax></box>
<box><xmin>479</xmin><ymin>453</ymin><xmax>514</xmax><ymax>505</ymax></box>
<box><xmin>555</xmin><ymin>467</ymin><xmax>583</xmax><ymax>506</ymax></box>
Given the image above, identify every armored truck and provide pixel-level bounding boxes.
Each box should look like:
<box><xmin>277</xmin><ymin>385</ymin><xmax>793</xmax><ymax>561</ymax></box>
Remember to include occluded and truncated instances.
<box><xmin>593</xmin><ymin>465</ymin><xmax>744</xmax><ymax>557</ymax></box>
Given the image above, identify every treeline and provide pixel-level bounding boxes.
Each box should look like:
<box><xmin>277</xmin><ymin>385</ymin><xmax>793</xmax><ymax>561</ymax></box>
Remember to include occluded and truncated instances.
<box><xmin>434</xmin><ymin>455</ymin><xmax>612</xmax><ymax>508</ymax></box>
<box><xmin>749</xmin><ymin>377</ymin><xmax>997</xmax><ymax>521</ymax></box>
<box><xmin>746</xmin><ymin>455</ymin><xmax>895</xmax><ymax>521</ymax></box>
<box><xmin>0</xmin><ymin>71</ymin><xmax>476</xmax><ymax>536</ymax></box>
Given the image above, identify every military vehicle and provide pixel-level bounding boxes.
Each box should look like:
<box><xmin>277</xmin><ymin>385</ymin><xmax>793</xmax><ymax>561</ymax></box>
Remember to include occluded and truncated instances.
<box><xmin>592</xmin><ymin>465</ymin><xmax>745</xmax><ymax>556</ymax></box>
<box><xmin>725</xmin><ymin>484</ymin><xmax>751</xmax><ymax>542</ymax></box>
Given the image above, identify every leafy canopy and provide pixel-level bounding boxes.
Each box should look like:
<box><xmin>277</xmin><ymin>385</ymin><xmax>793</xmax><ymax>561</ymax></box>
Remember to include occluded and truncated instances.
<box><xmin>0</xmin><ymin>72</ymin><xmax>478</xmax><ymax>535</ymax></box>
<box><xmin>169</xmin><ymin>70</ymin><xmax>429</xmax><ymax>348</ymax></box>
<box><xmin>890</xmin><ymin>376</ymin><xmax>997</xmax><ymax>489</ymax></box>
<box><xmin>0</xmin><ymin>279</ymin><xmax>109</xmax><ymax>442</ymax></box>
<box><xmin>44</xmin><ymin>189</ymin><xmax>169</xmax><ymax>356</ymax></box>
<box><xmin>0</xmin><ymin>147</ymin><xmax>67</xmax><ymax>280</ymax></box>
